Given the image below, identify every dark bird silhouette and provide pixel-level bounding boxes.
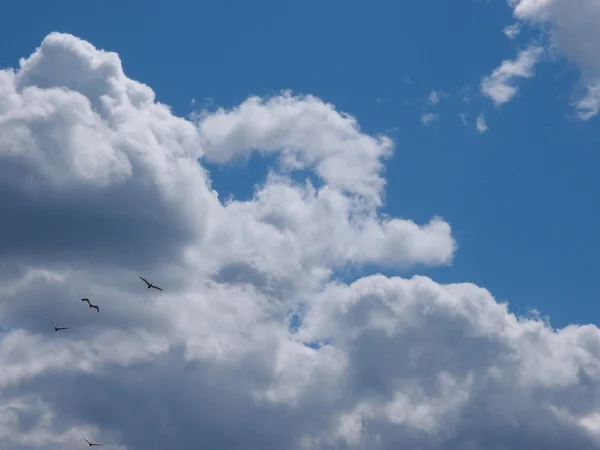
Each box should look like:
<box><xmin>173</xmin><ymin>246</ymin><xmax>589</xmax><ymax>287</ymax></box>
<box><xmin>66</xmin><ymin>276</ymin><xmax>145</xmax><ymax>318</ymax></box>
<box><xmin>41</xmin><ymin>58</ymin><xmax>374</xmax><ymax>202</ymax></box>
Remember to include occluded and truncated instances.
<box><xmin>139</xmin><ymin>276</ymin><xmax>163</xmax><ymax>291</ymax></box>
<box><xmin>51</xmin><ymin>321</ymin><xmax>69</xmax><ymax>331</ymax></box>
<box><xmin>81</xmin><ymin>298</ymin><xmax>99</xmax><ymax>313</ymax></box>
<box><xmin>82</xmin><ymin>437</ymin><xmax>102</xmax><ymax>447</ymax></box>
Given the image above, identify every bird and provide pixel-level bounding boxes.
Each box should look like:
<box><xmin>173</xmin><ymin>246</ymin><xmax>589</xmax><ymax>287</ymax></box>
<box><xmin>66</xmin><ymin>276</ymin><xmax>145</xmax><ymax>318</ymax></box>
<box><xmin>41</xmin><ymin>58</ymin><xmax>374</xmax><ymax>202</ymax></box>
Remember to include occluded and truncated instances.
<box><xmin>51</xmin><ymin>320</ymin><xmax>69</xmax><ymax>331</ymax></box>
<box><xmin>81</xmin><ymin>298</ymin><xmax>99</xmax><ymax>313</ymax></box>
<box><xmin>139</xmin><ymin>276</ymin><xmax>163</xmax><ymax>291</ymax></box>
<box><xmin>82</xmin><ymin>437</ymin><xmax>102</xmax><ymax>447</ymax></box>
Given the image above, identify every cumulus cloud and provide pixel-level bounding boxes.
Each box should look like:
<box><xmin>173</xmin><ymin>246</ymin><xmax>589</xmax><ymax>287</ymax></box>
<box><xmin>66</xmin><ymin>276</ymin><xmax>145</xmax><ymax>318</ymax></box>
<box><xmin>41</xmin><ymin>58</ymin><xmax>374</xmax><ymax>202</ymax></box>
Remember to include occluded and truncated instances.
<box><xmin>197</xmin><ymin>92</ymin><xmax>394</xmax><ymax>205</ymax></box>
<box><xmin>0</xmin><ymin>31</ymin><xmax>599</xmax><ymax>450</ymax></box>
<box><xmin>480</xmin><ymin>45</ymin><xmax>543</xmax><ymax>106</ymax></box>
<box><xmin>504</xmin><ymin>0</ymin><xmax>600</xmax><ymax>118</ymax></box>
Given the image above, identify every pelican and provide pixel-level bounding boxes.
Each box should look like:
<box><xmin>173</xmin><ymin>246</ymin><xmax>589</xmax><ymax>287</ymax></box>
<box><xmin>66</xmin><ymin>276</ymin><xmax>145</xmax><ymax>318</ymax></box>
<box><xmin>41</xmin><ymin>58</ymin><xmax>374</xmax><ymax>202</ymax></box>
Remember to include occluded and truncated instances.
<box><xmin>81</xmin><ymin>298</ymin><xmax>99</xmax><ymax>313</ymax></box>
<box><xmin>139</xmin><ymin>276</ymin><xmax>163</xmax><ymax>291</ymax></box>
<box><xmin>51</xmin><ymin>321</ymin><xmax>69</xmax><ymax>331</ymax></box>
<box><xmin>82</xmin><ymin>437</ymin><xmax>102</xmax><ymax>447</ymax></box>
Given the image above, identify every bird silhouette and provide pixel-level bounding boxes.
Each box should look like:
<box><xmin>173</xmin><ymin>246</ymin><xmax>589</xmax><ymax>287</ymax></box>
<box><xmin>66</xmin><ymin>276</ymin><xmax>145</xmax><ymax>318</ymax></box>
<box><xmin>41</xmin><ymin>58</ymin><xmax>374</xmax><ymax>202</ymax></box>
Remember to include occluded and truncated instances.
<box><xmin>51</xmin><ymin>321</ymin><xmax>69</xmax><ymax>331</ymax></box>
<box><xmin>139</xmin><ymin>276</ymin><xmax>163</xmax><ymax>291</ymax></box>
<box><xmin>81</xmin><ymin>298</ymin><xmax>99</xmax><ymax>313</ymax></box>
<box><xmin>82</xmin><ymin>437</ymin><xmax>102</xmax><ymax>447</ymax></box>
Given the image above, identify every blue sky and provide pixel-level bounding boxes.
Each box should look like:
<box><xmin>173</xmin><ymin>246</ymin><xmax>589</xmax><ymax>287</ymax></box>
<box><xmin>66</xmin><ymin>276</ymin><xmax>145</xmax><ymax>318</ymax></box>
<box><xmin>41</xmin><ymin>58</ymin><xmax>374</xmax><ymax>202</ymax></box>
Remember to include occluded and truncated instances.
<box><xmin>2</xmin><ymin>0</ymin><xmax>598</xmax><ymax>330</ymax></box>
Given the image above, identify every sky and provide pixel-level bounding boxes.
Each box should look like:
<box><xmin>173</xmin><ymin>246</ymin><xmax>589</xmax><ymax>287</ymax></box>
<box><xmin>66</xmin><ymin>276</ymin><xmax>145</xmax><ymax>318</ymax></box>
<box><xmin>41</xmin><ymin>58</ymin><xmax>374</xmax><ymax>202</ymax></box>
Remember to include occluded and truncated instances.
<box><xmin>1</xmin><ymin>0</ymin><xmax>600</xmax><ymax>449</ymax></box>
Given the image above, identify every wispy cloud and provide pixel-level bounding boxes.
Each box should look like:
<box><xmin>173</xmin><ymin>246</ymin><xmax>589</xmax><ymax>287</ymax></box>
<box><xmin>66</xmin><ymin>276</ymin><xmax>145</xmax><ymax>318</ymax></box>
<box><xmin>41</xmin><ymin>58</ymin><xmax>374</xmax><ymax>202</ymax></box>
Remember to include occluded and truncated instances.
<box><xmin>576</xmin><ymin>83</ymin><xmax>600</xmax><ymax>120</ymax></box>
<box><xmin>480</xmin><ymin>46</ymin><xmax>543</xmax><ymax>106</ymax></box>
<box><xmin>503</xmin><ymin>23</ymin><xmax>521</xmax><ymax>40</ymax></box>
<box><xmin>476</xmin><ymin>113</ymin><xmax>489</xmax><ymax>133</ymax></box>
<box><xmin>421</xmin><ymin>112</ymin><xmax>438</xmax><ymax>125</ymax></box>
<box><xmin>428</xmin><ymin>90</ymin><xmax>441</xmax><ymax>105</ymax></box>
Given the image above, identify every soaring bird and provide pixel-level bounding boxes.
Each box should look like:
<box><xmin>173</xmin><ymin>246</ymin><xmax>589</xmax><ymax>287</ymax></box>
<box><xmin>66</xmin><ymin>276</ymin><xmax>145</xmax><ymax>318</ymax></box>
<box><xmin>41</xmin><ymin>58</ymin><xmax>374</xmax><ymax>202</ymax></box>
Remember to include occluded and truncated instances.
<box><xmin>82</xmin><ymin>437</ymin><xmax>102</xmax><ymax>447</ymax></box>
<box><xmin>81</xmin><ymin>298</ymin><xmax>100</xmax><ymax>313</ymax></box>
<box><xmin>139</xmin><ymin>276</ymin><xmax>163</xmax><ymax>291</ymax></box>
<box><xmin>51</xmin><ymin>321</ymin><xmax>69</xmax><ymax>332</ymax></box>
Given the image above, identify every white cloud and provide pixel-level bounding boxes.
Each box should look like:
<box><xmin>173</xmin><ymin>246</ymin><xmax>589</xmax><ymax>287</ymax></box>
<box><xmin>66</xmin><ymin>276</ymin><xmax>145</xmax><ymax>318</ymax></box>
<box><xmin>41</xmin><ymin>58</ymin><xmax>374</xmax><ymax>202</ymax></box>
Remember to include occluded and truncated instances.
<box><xmin>421</xmin><ymin>91</ymin><xmax>446</xmax><ymax>125</ymax></box>
<box><xmin>476</xmin><ymin>114</ymin><xmax>489</xmax><ymax>133</ymax></box>
<box><xmin>575</xmin><ymin>84</ymin><xmax>600</xmax><ymax>120</ymax></box>
<box><xmin>1</xmin><ymin>31</ymin><xmax>600</xmax><ymax>450</ymax></box>
<box><xmin>505</xmin><ymin>0</ymin><xmax>600</xmax><ymax>118</ymax></box>
<box><xmin>421</xmin><ymin>112</ymin><xmax>437</xmax><ymax>125</ymax></box>
<box><xmin>480</xmin><ymin>45</ymin><xmax>543</xmax><ymax>106</ymax></box>
<box><xmin>460</xmin><ymin>112</ymin><xmax>468</xmax><ymax>125</ymax></box>
<box><xmin>197</xmin><ymin>92</ymin><xmax>394</xmax><ymax>205</ymax></box>
<box><xmin>503</xmin><ymin>23</ymin><xmax>522</xmax><ymax>39</ymax></box>
<box><xmin>428</xmin><ymin>90</ymin><xmax>441</xmax><ymax>105</ymax></box>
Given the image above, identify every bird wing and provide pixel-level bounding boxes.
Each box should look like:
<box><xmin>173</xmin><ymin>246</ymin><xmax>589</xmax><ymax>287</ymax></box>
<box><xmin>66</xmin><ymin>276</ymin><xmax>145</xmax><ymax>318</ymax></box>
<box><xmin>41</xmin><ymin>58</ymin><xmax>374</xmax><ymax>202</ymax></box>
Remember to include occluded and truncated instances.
<box><xmin>94</xmin><ymin>305</ymin><xmax>100</xmax><ymax>312</ymax></box>
<box><xmin>52</xmin><ymin>320</ymin><xmax>57</xmax><ymax>327</ymax></box>
<box><xmin>81</xmin><ymin>298</ymin><xmax>90</xmax><ymax>304</ymax></box>
<box><xmin>152</xmin><ymin>285</ymin><xmax>163</xmax><ymax>291</ymax></box>
<box><xmin>59</xmin><ymin>327</ymin><xmax>69</xmax><ymax>330</ymax></box>
<box><xmin>83</xmin><ymin>437</ymin><xmax>91</xmax><ymax>444</ymax></box>
<box><xmin>139</xmin><ymin>276</ymin><xmax>150</xmax><ymax>286</ymax></box>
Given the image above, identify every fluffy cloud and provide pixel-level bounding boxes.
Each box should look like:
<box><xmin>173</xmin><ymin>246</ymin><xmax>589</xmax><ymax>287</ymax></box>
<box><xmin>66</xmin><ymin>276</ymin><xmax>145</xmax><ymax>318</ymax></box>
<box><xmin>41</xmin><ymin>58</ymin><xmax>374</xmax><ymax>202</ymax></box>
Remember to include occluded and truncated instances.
<box><xmin>0</xmin><ymin>31</ymin><xmax>599</xmax><ymax>450</ymax></box>
<box><xmin>480</xmin><ymin>46</ymin><xmax>543</xmax><ymax>106</ymax></box>
<box><xmin>503</xmin><ymin>0</ymin><xmax>600</xmax><ymax>118</ymax></box>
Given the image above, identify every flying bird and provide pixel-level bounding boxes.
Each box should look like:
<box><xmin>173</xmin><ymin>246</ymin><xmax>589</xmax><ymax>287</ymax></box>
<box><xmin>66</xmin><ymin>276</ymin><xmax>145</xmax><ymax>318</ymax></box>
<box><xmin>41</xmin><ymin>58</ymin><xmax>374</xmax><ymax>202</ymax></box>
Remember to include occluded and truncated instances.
<box><xmin>82</xmin><ymin>437</ymin><xmax>102</xmax><ymax>447</ymax></box>
<box><xmin>139</xmin><ymin>276</ymin><xmax>163</xmax><ymax>291</ymax></box>
<box><xmin>81</xmin><ymin>298</ymin><xmax>99</xmax><ymax>313</ymax></box>
<box><xmin>51</xmin><ymin>321</ymin><xmax>69</xmax><ymax>331</ymax></box>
